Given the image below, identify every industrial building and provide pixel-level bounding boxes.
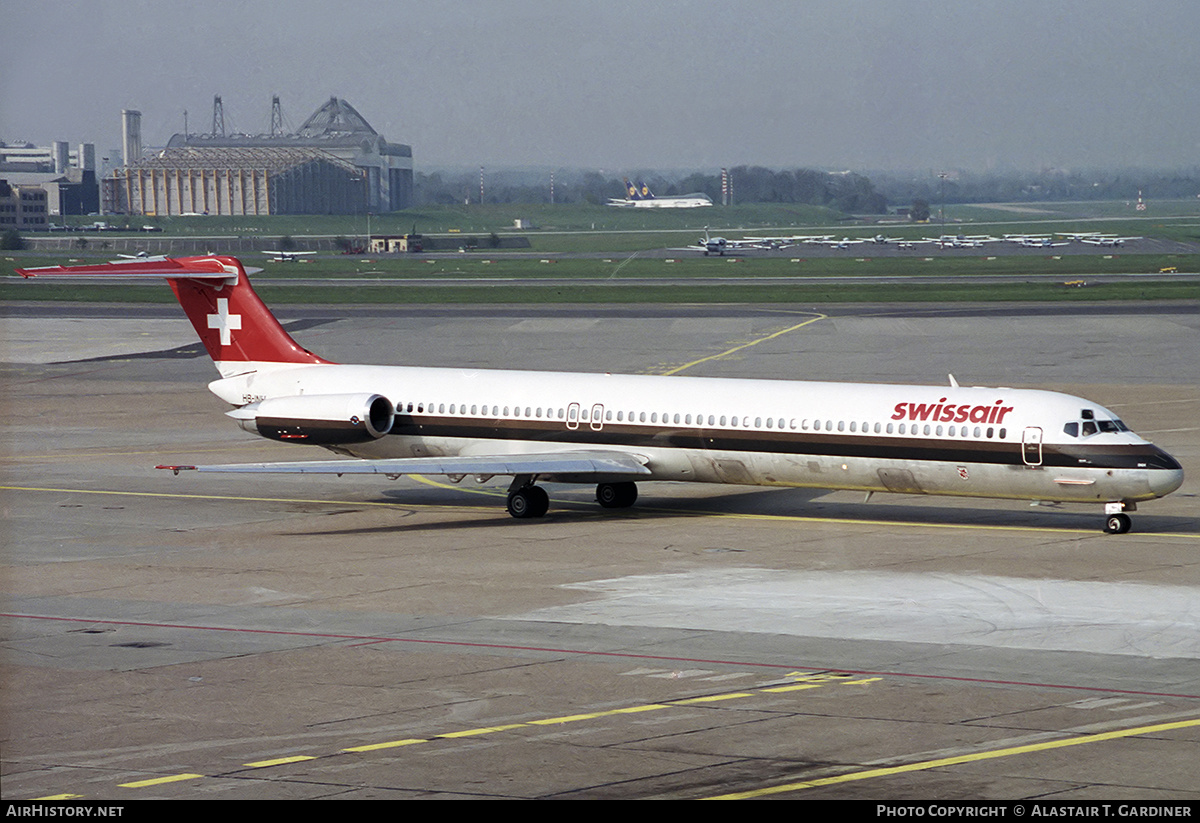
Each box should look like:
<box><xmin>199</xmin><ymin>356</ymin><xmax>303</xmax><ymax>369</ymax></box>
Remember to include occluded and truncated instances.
<box><xmin>0</xmin><ymin>141</ymin><xmax>100</xmax><ymax>216</ymax></box>
<box><xmin>106</xmin><ymin>147</ymin><xmax>367</xmax><ymax>216</ymax></box>
<box><xmin>0</xmin><ymin>179</ymin><xmax>49</xmax><ymax>230</ymax></box>
<box><xmin>105</xmin><ymin>97</ymin><xmax>412</xmax><ymax>216</ymax></box>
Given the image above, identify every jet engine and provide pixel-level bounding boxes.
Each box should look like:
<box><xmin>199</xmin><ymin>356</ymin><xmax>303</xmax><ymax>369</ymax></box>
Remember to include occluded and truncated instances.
<box><xmin>230</xmin><ymin>393</ymin><xmax>395</xmax><ymax>444</ymax></box>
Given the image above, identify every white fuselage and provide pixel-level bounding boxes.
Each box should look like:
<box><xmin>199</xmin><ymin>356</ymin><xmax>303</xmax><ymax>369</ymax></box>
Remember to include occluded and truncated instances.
<box><xmin>209</xmin><ymin>362</ymin><xmax>1183</xmax><ymax>506</ymax></box>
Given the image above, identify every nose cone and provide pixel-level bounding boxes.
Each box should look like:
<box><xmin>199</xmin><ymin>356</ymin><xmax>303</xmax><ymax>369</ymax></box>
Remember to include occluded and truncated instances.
<box><xmin>1149</xmin><ymin>466</ymin><xmax>1184</xmax><ymax>499</ymax></box>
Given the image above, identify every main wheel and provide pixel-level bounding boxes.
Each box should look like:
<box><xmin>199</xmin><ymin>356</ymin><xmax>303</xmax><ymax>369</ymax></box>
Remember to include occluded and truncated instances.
<box><xmin>1103</xmin><ymin>513</ymin><xmax>1132</xmax><ymax>535</ymax></box>
<box><xmin>507</xmin><ymin>486</ymin><xmax>549</xmax><ymax>519</ymax></box>
<box><xmin>596</xmin><ymin>481</ymin><xmax>638</xmax><ymax>509</ymax></box>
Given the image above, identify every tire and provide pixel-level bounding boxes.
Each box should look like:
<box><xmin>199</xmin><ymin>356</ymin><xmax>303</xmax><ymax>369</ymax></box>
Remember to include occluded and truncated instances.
<box><xmin>507</xmin><ymin>486</ymin><xmax>549</xmax><ymax>519</ymax></box>
<box><xmin>1104</xmin><ymin>513</ymin><xmax>1131</xmax><ymax>535</ymax></box>
<box><xmin>596</xmin><ymin>481</ymin><xmax>637</xmax><ymax>509</ymax></box>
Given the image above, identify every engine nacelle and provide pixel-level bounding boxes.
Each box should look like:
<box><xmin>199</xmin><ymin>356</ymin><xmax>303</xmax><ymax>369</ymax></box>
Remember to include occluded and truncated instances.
<box><xmin>232</xmin><ymin>393</ymin><xmax>395</xmax><ymax>444</ymax></box>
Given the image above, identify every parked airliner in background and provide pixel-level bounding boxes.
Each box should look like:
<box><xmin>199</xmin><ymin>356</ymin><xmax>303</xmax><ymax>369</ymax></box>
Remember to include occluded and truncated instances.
<box><xmin>607</xmin><ymin>179</ymin><xmax>713</xmax><ymax>209</ymax></box>
<box><xmin>17</xmin><ymin>256</ymin><xmax>1183</xmax><ymax>533</ymax></box>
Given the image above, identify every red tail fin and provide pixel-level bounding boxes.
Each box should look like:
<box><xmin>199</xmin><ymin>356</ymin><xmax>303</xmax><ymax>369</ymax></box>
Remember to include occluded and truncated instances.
<box><xmin>17</xmin><ymin>255</ymin><xmax>330</xmax><ymax>374</ymax></box>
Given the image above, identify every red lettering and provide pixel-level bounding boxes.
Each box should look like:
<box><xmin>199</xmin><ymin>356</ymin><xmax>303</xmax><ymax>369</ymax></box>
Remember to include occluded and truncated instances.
<box><xmin>892</xmin><ymin>398</ymin><xmax>1015</xmax><ymax>424</ymax></box>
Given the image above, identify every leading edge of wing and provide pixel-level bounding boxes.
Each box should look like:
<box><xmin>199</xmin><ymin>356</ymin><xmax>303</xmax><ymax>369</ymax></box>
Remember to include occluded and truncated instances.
<box><xmin>157</xmin><ymin>450</ymin><xmax>652</xmax><ymax>479</ymax></box>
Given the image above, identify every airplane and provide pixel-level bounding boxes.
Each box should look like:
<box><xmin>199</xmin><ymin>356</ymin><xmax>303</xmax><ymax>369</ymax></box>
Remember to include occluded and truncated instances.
<box><xmin>1079</xmin><ymin>235</ymin><xmax>1141</xmax><ymax>247</ymax></box>
<box><xmin>608</xmin><ymin>178</ymin><xmax>713</xmax><ymax>209</ymax></box>
<box><xmin>1004</xmin><ymin>234</ymin><xmax>1069</xmax><ymax>248</ymax></box>
<box><xmin>681</xmin><ymin>229</ymin><xmax>770</xmax><ymax>256</ymax></box>
<box><xmin>262</xmin><ymin>250</ymin><xmax>317</xmax><ymax>262</ymax></box>
<box><xmin>15</xmin><ymin>255</ymin><xmax>1184</xmax><ymax>534</ymax></box>
<box><xmin>924</xmin><ymin>235</ymin><xmax>1000</xmax><ymax>249</ymax></box>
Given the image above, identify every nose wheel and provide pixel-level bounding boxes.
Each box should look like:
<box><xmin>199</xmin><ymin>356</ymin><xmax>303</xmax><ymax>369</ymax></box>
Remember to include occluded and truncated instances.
<box><xmin>1103</xmin><ymin>512</ymin><xmax>1132</xmax><ymax>535</ymax></box>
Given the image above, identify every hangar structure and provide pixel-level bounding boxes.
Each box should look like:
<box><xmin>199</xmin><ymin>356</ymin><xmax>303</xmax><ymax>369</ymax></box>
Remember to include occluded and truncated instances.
<box><xmin>106</xmin><ymin>97</ymin><xmax>412</xmax><ymax>216</ymax></box>
<box><xmin>108</xmin><ymin>147</ymin><xmax>366</xmax><ymax>216</ymax></box>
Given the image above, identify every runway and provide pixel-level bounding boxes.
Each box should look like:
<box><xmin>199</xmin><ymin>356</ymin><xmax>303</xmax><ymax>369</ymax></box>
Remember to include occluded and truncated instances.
<box><xmin>2</xmin><ymin>300</ymin><xmax>1198</xmax><ymax>799</ymax></box>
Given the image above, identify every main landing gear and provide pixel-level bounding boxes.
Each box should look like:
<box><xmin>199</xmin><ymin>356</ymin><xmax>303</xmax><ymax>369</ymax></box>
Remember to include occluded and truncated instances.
<box><xmin>596</xmin><ymin>481</ymin><xmax>638</xmax><ymax>509</ymax></box>
<box><xmin>504</xmin><ymin>478</ymin><xmax>639</xmax><ymax>519</ymax></box>
<box><xmin>506</xmin><ymin>478</ymin><xmax>549</xmax><ymax>519</ymax></box>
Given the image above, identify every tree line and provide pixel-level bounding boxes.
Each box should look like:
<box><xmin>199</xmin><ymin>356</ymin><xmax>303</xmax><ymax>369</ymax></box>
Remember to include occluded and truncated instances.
<box><xmin>414</xmin><ymin>166</ymin><xmax>889</xmax><ymax>213</ymax></box>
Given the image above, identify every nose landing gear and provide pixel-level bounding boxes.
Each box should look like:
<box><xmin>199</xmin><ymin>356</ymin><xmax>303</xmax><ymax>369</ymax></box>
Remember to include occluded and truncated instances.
<box><xmin>1103</xmin><ymin>501</ymin><xmax>1135</xmax><ymax>535</ymax></box>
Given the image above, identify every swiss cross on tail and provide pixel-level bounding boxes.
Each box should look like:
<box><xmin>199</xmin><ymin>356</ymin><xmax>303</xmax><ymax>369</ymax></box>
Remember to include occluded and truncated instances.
<box><xmin>16</xmin><ymin>255</ymin><xmax>329</xmax><ymax>376</ymax></box>
<box><xmin>207</xmin><ymin>298</ymin><xmax>241</xmax><ymax>345</ymax></box>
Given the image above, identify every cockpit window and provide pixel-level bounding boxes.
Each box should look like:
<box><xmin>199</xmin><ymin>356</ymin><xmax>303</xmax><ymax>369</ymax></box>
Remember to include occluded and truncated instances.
<box><xmin>1068</xmin><ymin>417</ymin><xmax>1129</xmax><ymax>438</ymax></box>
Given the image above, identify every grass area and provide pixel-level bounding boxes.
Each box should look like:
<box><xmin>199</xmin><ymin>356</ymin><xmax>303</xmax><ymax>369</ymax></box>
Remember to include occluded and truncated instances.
<box><xmin>11</xmin><ymin>200</ymin><xmax>1197</xmax><ymax>305</ymax></box>
<box><xmin>4</xmin><ymin>251</ymin><xmax>1197</xmax><ymax>304</ymax></box>
<box><xmin>4</xmin><ymin>280</ymin><xmax>1193</xmax><ymax>305</ymax></box>
<box><xmin>59</xmin><ymin>202</ymin><xmax>850</xmax><ymax>238</ymax></box>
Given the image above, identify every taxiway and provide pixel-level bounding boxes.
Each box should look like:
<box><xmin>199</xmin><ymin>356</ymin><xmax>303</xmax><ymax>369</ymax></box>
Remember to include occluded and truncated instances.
<box><xmin>2</xmin><ymin>300</ymin><xmax>1198</xmax><ymax>800</ymax></box>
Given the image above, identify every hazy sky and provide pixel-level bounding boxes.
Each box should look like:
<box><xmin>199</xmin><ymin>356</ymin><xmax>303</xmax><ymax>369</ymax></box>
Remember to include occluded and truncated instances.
<box><xmin>3</xmin><ymin>0</ymin><xmax>1198</xmax><ymax>173</ymax></box>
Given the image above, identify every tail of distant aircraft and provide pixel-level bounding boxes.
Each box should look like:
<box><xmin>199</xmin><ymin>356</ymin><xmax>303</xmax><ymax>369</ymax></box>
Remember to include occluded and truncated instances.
<box><xmin>624</xmin><ymin>178</ymin><xmax>639</xmax><ymax>199</ymax></box>
<box><xmin>16</xmin><ymin>255</ymin><xmax>330</xmax><ymax>377</ymax></box>
<box><xmin>636</xmin><ymin>180</ymin><xmax>654</xmax><ymax>199</ymax></box>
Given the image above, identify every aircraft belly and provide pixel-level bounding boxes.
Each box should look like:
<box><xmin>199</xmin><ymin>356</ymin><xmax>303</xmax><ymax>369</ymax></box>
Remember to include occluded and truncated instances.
<box><xmin>317</xmin><ymin>435</ymin><xmax>1156</xmax><ymax>505</ymax></box>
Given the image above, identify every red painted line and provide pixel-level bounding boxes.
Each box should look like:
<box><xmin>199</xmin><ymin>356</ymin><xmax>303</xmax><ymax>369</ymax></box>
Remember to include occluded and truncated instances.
<box><xmin>5</xmin><ymin>611</ymin><xmax>1199</xmax><ymax>700</ymax></box>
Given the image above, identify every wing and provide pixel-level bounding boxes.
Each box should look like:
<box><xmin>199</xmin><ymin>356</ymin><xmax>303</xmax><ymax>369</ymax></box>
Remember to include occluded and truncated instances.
<box><xmin>159</xmin><ymin>449</ymin><xmax>653</xmax><ymax>482</ymax></box>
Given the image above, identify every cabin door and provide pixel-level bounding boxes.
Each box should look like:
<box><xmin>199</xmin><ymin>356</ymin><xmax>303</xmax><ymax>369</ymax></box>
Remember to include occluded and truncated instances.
<box><xmin>1022</xmin><ymin>426</ymin><xmax>1043</xmax><ymax>467</ymax></box>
